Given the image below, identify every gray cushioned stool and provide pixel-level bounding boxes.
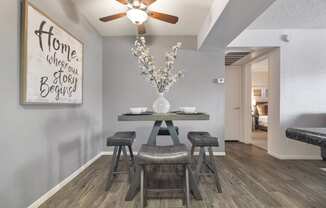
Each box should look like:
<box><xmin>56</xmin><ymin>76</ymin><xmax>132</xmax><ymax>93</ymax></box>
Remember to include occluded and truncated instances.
<box><xmin>137</xmin><ymin>144</ymin><xmax>191</xmax><ymax>208</ymax></box>
<box><xmin>106</xmin><ymin>131</ymin><xmax>136</xmax><ymax>191</ymax></box>
<box><xmin>187</xmin><ymin>132</ymin><xmax>222</xmax><ymax>193</ymax></box>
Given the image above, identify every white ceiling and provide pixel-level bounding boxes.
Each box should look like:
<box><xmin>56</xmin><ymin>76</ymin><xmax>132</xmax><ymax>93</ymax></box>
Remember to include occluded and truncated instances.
<box><xmin>249</xmin><ymin>0</ymin><xmax>326</xmax><ymax>29</ymax></box>
<box><xmin>75</xmin><ymin>0</ymin><xmax>214</xmax><ymax>36</ymax></box>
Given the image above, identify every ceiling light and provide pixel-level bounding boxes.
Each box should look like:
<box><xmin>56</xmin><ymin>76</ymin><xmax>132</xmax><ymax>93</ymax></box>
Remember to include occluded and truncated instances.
<box><xmin>126</xmin><ymin>9</ymin><xmax>148</xmax><ymax>25</ymax></box>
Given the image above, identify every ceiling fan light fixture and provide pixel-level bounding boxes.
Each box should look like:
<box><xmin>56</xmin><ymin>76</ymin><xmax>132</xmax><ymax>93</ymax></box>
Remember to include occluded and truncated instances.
<box><xmin>127</xmin><ymin>9</ymin><xmax>148</xmax><ymax>24</ymax></box>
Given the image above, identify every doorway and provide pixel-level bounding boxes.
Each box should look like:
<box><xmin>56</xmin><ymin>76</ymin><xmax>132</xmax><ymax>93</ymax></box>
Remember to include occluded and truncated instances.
<box><xmin>225</xmin><ymin>48</ymin><xmax>277</xmax><ymax>152</ymax></box>
<box><xmin>250</xmin><ymin>58</ymin><xmax>269</xmax><ymax>150</ymax></box>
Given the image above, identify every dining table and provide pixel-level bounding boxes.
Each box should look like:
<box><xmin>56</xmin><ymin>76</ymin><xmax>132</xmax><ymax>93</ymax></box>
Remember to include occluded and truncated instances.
<box><xmin>118</xmin><ymin>112</ymin><xmax>210</xmax><ymax>201</ymax></box>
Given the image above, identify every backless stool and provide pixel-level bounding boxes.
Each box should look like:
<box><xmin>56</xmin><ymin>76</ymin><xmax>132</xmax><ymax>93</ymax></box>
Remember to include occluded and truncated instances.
<box><xmin>137</xmin><ymin>144</ymin><xmax>191</xmax><ymax>208</ymax></box>
<box><xmin>106</xmin><ymin>131</ymin><xmax>136</xmax><ymax>191</ymax></box>
<box><xmin>187</xmin><ymin>132</ymin><xmax>222</xmax><ymax>193</ymax></box>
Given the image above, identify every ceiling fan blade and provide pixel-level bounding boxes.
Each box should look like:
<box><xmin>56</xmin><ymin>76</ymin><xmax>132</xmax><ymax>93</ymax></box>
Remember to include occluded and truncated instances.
<box><xmin>115</xmin><ymin>0</ymin><xmax>128</xmax><ymax>4</ymax></box>
<box><xmin>142</xmin><ymin>0</ymin><xmax>157</xmax><ymax>6</ymax></box>
<box><xmin>148</xmin><ymin>11</ymin><xmax>179</xmax><ymax>24</ymax></box>
<box><xmin>137</xmin><ymin>24</ymin><xmax>146</xmax><ymax>34</ymax></box>
<box><xmin>99</xmin><ymin>12</ymin><xmax>126</xmax><ymax>22</ymax></box>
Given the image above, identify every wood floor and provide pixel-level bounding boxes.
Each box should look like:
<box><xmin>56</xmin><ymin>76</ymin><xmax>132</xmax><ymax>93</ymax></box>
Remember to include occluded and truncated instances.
<box><xmin>251</xmin><ymin>130</ymin><xmax>267</xmax><ymax>150</ymax></box>
<box><xmin>40</xmin><ymin>143</ymin><xmax>326</xmax><ymax>208</ymax></box>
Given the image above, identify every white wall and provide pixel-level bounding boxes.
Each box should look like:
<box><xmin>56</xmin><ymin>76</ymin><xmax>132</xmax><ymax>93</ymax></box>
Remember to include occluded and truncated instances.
<box><xmin>198</xmin><ymin>0</ymin><xmax>276</xmax><ymax>49</ymax></box>
<box><xmin>267</xmin><ymin>49</ymin><xmax>281</xmax><ymax>157</ymax></box>
<box><xmin>230</xmin><ymin>29</ymin><xmax>325</xmax><ymax>159</ymax></box>
<box><xmin>102</xmin><ymin>36</ymin><xmax>225</xmax><ymax>153</ymax></box>
<box><xmin>252</xmin><ymin>71</ymin><xmax>268</xmax><ymax>87</ymax></box>
<box><xmin>0</xmin><ymin>1</ymin><xmax>103</xmax><ymax>207</ymax></box>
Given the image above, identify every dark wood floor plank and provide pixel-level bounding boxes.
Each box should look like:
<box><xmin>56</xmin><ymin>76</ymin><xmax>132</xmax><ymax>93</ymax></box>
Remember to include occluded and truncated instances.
<box><xmin>39</xmin><ymin>143</ymin><xmax>326</xmax><ymax>208</ymax></box>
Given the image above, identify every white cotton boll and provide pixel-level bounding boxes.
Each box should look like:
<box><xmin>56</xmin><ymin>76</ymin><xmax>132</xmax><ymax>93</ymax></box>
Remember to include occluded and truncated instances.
<box><xmin>131</xmin><ymin>37</ymin><xmax>184</xmax><ymax>93</ymax></box>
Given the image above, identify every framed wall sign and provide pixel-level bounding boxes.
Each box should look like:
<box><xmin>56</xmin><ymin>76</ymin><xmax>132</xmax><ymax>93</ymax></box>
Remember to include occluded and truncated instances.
<box><xmin>21</xmin><ymin>0</ymin><xmax>83</xmax><ymax>104</ymax></box>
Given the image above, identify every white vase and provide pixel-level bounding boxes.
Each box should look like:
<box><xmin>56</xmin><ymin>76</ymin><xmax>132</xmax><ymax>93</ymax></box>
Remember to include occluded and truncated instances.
<box><xmin>152</xmin><ymin>93</ymin><xmax>170</xmax><ymax>113</ymax></box>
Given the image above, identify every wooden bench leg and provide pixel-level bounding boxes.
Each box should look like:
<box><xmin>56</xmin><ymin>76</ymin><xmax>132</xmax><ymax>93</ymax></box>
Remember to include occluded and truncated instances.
<box><xmin>127</xmin><ymin>145</ymin><xmax>136</xmax><ymax>178</ymax></box>
<box><xmin>195</xmin><ymin>147</ymin><xmax>205</xmax><ymax>181</ymax></box>
<box><xmin>106</xmin><ymin>146</ymin><xmax>119</xmax><ymax>191</ymax></box>
<box><xmin>121</xmin><ymin>146</ymin><xmax>132</xmax><ymax>183</ymax></box>
<box><xmin>208</xmin><ymin>147</ymin><xmax>222</xmax><ymax>193</ymax></box>
<box><xmin>203</xmin><ymin>153</ymin><xmax>216</xmax><ymax>174</ymax></box>
<box><xmin>185</xmin><ymin>165</ymin><xmax>191</xmax><ymax>208</ymax></box>
<box><xmin>190</xmin><ymin>145</ymin><xmax>195</xmax><ymax>160</ymax></box>
<box><xmin>140</xmin><ymin>167</ymin><xmax>144</xmax><ymax>208</ymax></box>
<box><xmin>128</xmin><ymin>145</ymin><xmax>134</xmax><ymax>162</ymax></box>
<box><xmin>190</xmin><ymin>145</ymin><xmax>196</xmax><ymax>169</ymax></box>
<box><xmin>188</xmin><ymin>164</ymin><xmax>202</xmax><ymax>200</ymax></box>
<box><xmin>112</xmin><ymin>146</ymin><xmax>122</xmax><ymax>176</ymax></box>
<box><xmin>140</xmin><ymin>166</ymin><xmax>147</xmax><ymax>208</ymax></box>
<box><xmin>125</xmin><ymin>165</ymin><xmax>141</xmax><ymax>201</ymax></box>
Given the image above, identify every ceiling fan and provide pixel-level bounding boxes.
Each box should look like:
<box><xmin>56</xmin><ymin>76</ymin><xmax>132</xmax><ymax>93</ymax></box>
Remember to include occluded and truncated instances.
<box><xmin>99</xmin><ymin>0</ymin><xmax>179</xmax><ymax>34</ymax></box>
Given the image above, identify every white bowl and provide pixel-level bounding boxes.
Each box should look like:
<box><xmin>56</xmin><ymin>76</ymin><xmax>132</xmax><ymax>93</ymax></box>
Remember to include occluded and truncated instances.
<box><xmin>140</xmin><ymin>107</ymin><xmax>148</xmax><ymax>113</ymax></box>
<box><xmin>180</xmin><ymin>107</ymin><xmax>196</xmax><ymax>113</ymax></box>
<box><xmin>130</xmin><ymin>107</ymin><xmax>147</xmax><ymax>114</ymax></box>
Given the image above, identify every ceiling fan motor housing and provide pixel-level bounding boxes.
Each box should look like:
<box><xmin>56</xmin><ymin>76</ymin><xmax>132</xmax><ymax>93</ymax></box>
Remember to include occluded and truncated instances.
<box><xmin>100</xmin><ymin>0</ymin><xmax>179</xmax><ymax>34</ymax></box>
<box><xmin>127</xmin><ymin>8</ymin><xmax>148</xmax><ymax>25</ymax></box>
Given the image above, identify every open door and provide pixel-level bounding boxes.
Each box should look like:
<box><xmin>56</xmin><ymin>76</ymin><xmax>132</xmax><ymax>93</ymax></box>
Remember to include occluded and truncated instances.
<box><xmin>225</xmin><ymin>66</ymin><xmax>241</xmax><ymax>141</ymax></box>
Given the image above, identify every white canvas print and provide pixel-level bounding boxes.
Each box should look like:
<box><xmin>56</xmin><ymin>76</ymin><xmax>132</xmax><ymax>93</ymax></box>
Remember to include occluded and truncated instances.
<box><xmin>21</xmin><ymin>2</ymin><xmax>83</xmax><ymax>104</ymax></box>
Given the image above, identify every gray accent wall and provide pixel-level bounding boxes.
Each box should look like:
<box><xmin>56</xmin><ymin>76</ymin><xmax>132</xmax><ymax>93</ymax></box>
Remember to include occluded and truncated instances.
<box><xmin>0</xmin><ymin>1</ymin><xmax>103</xmax><ymax>207</ymax></box>
<box><xmin>103</xmin><ymin>36</ymin><xmax>225</xmax><ymax>152</ymax></box>
<box><xmin>0</xmin><ymin>3</ymin><xmax>225</xmax><ymax>207</ymax></box>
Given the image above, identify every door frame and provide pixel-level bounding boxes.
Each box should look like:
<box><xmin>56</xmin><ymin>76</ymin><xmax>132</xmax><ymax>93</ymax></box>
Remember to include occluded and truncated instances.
<box><xmin>242</xmin><ymin>55</ymin><xmax>270</xmax><ymax>145</ymax></box>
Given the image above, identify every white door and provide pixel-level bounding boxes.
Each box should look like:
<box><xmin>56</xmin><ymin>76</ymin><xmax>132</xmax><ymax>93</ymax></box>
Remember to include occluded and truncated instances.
<box><xmin>225</xmin><ymin>66</ymin><xmax>241</xmax><ymax>141</ymax></box>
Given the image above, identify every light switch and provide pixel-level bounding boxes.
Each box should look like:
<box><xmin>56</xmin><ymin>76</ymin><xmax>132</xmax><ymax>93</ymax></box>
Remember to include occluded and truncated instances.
<box><xmin>212</xmin><ymin>78</ymin><xmax>224</xmax><ymax>84</ymax></box>
<box><xmin>217</xmin><ymin>78</ymin><xmax>224</xmax><ymax>84</ymax></box>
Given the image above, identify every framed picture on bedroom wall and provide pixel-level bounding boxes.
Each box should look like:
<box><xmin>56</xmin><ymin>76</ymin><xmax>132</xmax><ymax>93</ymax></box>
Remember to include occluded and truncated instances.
<box><xmin>253</xmin><ymin>87</ymin><xmax>268</xmax><ymax>101</ymax></box>
<box><xmin>253</xmin><ymin>88</ymin><xmax>262</xmax><ymax>97</ymax></box>
<box><xmin>20</xmin><ymin>0</ymin><xmax>83</xmax><ymax>104</ymax></box>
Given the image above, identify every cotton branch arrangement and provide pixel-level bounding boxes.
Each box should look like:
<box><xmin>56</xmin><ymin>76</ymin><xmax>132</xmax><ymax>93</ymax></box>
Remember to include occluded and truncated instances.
<box><xmin>131</xmin><ymin>37</ymin><xmax>184</xmax><ymax>93</ymax></box>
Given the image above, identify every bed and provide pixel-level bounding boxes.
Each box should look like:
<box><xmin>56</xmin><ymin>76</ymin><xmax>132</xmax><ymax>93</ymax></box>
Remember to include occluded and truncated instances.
<box><xmin>256</xmin><ymin>102</ymin><xmax>268</xmax><ymax>131</ymax></box>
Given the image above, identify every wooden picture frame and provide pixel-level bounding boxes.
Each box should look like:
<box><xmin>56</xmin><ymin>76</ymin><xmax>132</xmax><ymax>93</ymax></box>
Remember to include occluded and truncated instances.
<box><xmin>21</xmin><ymin>0</ymin><xmax>84</xmax><ymax>104</ymax></box>
<box><xmin>253</xmin><ymin>88</ymin><xmax>262</xmax><ymax>97</ymax></box>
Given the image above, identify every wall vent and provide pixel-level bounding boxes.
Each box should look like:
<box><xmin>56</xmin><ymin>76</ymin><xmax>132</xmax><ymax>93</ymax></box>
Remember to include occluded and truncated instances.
<box><xmin>225</xmin><ymin>52</ymin><xmax>250</xmax><ymax>66</ymax></box>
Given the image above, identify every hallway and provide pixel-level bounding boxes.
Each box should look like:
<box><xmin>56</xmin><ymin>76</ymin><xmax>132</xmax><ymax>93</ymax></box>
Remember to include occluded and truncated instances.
<box><xmin>252</xmin><ymin>130</ymin><xmax>268</xmax><ymax>150</ymax></box>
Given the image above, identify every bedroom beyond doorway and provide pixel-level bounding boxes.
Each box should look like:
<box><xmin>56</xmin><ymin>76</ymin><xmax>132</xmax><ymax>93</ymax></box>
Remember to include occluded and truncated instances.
<box><xmin>251</xmin><ymin>58</ymin><xmax>269</xmax><ymax>150</ymax></box>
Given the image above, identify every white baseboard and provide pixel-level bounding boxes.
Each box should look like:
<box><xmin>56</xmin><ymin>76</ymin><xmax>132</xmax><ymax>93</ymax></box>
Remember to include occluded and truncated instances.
<box><xmin>101</xmin><ymin>151</ymin><xmax>114</xmax><ymax>155</ymax></box>
<box><xmin>192</xmin><ymin>151</ymin><xmax>226</xmax><ymax>156</ymax></box>
<box><xmin>27</xmin><ymin>152</ymin><xmax>103</xmax><ymax>208</ymax></box>
<box><xmin>28</xmin><ymin>150</ymin><xmax>226</xmax><ymax>208</ymax></box>
<box><xmin>213</xmin><ymin>152</ymin><xmax>226</xmax><ymax>156</ymax></box>
<box><xmin>268</xmin><ymin>151</ymin><xmax>322</xmax><ymax>160</ymax></box>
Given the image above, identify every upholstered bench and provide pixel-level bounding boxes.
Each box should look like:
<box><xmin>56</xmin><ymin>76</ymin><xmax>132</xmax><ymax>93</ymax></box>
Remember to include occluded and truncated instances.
<box><xmin>286</xmin><ymin>128</ymin><xmax>326</xmax><ymax>160</ymax></box>
<box><xmin>137</xmin><ymin>144</ymin><xmax>191</xmax><ymax>208</ymax></box>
